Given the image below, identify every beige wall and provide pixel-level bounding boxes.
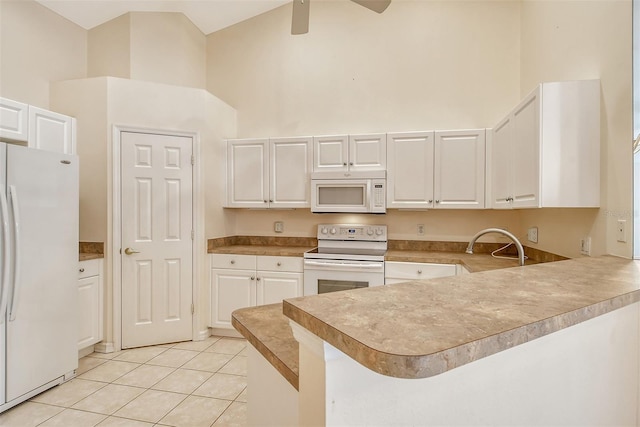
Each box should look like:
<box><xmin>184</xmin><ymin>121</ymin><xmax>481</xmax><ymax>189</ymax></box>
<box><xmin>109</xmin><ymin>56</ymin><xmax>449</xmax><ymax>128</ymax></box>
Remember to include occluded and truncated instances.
<box><xmin>0</xmin><ymin>0</ymin><xmax>86</xmax><ymax>108</ymax></box>
<box><xmin>88</xmin><ymin>14</ymin><xmax>131</xmax><ymax>79</ymax></box>
<box><xmin>519</xmin><ymin>0</ymin><xmax>633</xmax><ymax>258</ymax></box>
<box><xmin>88</xmin><ymin>12</ymin><xmax>207</xmax><ymax>89</ymax></box>
<box><xmin>206</xmin><ymin>1</ymin><xmax>521</xmax><ymax>136</ymax></box>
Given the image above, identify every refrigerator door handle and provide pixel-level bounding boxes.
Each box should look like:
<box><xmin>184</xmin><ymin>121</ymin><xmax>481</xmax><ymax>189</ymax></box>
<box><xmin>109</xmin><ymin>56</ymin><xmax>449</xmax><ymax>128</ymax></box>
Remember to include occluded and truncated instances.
<box><xmin>0</xmin><ymin>187</ymin><xmax>10</xmax><ymax>322</ymax></box>
<box><xmin>8</xmin><ymin>185</ymin><xmax>21</xmax><ymax>322</ymax></box>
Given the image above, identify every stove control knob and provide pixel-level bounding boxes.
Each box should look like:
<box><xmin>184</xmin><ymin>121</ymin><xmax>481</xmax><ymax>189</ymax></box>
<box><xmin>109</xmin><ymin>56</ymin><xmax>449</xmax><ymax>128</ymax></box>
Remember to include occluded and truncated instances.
<box><xmin>375</xmin><ymin>228</ymin><xmax>384</xmax><ymax>236</ymax></box>
<box><xmin>320</xmin><ymin>227</ymin><xmax>328</xmax><ymax>235</ymax></box>
<box><xmin>330</xmin><ymin>227</ymin><xmax>337</xmax><ymax>235</ymax></box>
<box><xmin>367</xmin><ymin>228</ymin><xmax>374</xmax><ymax>236</ymax></box>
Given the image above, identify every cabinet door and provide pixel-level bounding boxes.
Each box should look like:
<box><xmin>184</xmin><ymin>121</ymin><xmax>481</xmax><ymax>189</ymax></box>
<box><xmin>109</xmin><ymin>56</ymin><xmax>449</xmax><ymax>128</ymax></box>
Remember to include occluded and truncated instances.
<box><xmin>28</xmin><ymin>106</ymin><xmax>75</xmax><ymax>155</ymax></box>
<box><xmin>257</xmin><ymin>271</ymin><xmax>303</xmax><ymax>305</ymax></box>
<box><xmin>226</xmin><ymin>139</ymin><xmax>269</xmax><ymax>208</ymax></box>
<box><xmin>511</xmin><ymin>88</ymin><xmax>540</xmax><ymax>208</ymax></box>
<box><xmin>386</xmin><ymin>131</ymin><xmax>434</xmax><ymax>209</ymax></box>
<box><xmin>434</xmin><ymin>130</ymin><xmax>485</xmax><ymax>209</ymax></box>
<box><xmin>78</xmin><ymin>275</ymin><xmax>102</xmax><ymax>349</ymax></box>
<box><xmin>270</xmin><ymin>137</ymin><xmax>312</xmax><ymax>208</ymax></box>
<box><xmin>0</xmin><ymin>98</ymin><xmax>28</xmax><ymax>142</ymax></box>
<box><xmin>491</xmin><ymin>116</ymin><xmax>513</xmax><ymax>209</ymax></box>
<box><xmin>349</xmin><ymin>133</ymin><xmax>386</xmax><ymax>171</ymax></box>
<box><xmin>313</xmin><ymin>135</ymin><xmax>349</xmax><ymax>172</ymax></box>
<box><xmin>210</xmin><ymin>269</ymin><xmax>256</xmax><ymax>329</ymax></box>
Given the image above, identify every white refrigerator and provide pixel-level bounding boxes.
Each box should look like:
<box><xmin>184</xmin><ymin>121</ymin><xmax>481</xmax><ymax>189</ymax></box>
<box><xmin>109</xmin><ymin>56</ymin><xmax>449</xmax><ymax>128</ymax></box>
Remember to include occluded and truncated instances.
<box><xmin>0</xmin><ymin>142</ymin><xmax>78</xmax><ymax>413</ymax></box>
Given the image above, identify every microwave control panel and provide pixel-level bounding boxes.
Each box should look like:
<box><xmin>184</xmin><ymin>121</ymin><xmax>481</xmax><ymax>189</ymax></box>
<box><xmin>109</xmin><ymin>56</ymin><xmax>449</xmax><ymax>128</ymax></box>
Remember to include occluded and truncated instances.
<box><xmin>317</xmin><ymin>224</ymin><xmax>387</xmax><ymax>241</ymax></box>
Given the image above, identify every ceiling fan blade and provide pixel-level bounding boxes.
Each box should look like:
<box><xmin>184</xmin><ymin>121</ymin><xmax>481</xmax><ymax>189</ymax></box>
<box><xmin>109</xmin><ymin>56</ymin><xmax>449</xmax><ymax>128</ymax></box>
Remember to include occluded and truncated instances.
<box><xmin>291</xmin><ymin>0</ymin><xmax>310</xmax><ymax>35</ymax></box>
<box><xmin>350</xmin><ymin>0</ymin><xmax>391</xmax><ymax>14</ymax></box>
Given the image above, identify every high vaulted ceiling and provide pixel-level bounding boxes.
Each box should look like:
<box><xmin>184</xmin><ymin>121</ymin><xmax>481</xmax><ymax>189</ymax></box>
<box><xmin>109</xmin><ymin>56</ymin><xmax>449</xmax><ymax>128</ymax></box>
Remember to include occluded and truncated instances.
<box><xmin>34</xmin><ymin>0</ymin><xmax>290</xmax><ymax>35</ymax></box>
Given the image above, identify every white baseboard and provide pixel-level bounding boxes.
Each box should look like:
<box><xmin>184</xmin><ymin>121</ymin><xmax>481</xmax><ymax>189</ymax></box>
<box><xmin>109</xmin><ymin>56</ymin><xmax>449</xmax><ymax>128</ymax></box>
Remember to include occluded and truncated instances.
<box><xmin>93</xmin><ymin>342</ymin><xmax>116</xmax><ymax>354</ymax></box>
<box><xmin>195</xmin><ymin>329</ymin><xmax>210</xmax><ymax>341</ymax></box>
<box><xmin>78</xmin><ymin>346</ymin><xmax>95</xmax><ymax>359</ymax></box>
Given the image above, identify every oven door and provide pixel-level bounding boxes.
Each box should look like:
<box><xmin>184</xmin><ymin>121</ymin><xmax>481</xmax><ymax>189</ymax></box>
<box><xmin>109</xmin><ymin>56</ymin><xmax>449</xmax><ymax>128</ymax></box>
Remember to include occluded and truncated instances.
<box><xmin>303</xmin><ymin>258</ymin><xmax>385</xmax><ymax>295</ymax></box>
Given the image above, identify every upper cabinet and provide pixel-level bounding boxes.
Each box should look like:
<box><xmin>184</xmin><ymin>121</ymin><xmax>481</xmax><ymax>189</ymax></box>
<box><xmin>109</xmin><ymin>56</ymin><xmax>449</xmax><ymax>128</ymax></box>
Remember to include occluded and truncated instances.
<box><xmin>313</xmin><ymin>133</ymin><xmax>386</xmax><ymax>173</ymax></box>
<box><xmin>0</xmin><ymin>98</ymin><xmax>28</xmax><ymax>142</ymax></box>
<box><xmin>491</xmin><ymin>80</ymin><xmax>600</xmax><ymax>209</ymax></box>
<box><xmin>226</xmin><ymin>137</ymin><xmax>312</xmax><ymax>208</ymax></box>
<box><xmin>0</xmin><ymin>97</ymin><xmax>76</xmax><ymax>155</ymax></box>
<box><xmin>28</xmin><ymin>106</ymin><xmax>76</xmax><ymax>155</ymax></box>
<box><xmin>387</xmin><ymin>129</ymin><xmax>486</xmax><ymax>209</ymax></box>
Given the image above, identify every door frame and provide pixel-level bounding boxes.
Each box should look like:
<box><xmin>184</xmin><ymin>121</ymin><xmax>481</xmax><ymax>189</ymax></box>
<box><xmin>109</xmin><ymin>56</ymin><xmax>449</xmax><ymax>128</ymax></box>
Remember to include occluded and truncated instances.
<box><xmin>111</xmin><ymin>125</ymin><xmax>202</xmax><ymax>351</ymax></box>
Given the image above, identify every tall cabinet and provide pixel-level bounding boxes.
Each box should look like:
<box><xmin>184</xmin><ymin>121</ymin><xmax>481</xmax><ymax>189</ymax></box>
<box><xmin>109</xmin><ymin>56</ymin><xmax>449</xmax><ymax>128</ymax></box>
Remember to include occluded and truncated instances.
<box><xmin>491</xmin><ymin>80</ymin><xmax>600</xmax><ymax>209</ymax></box>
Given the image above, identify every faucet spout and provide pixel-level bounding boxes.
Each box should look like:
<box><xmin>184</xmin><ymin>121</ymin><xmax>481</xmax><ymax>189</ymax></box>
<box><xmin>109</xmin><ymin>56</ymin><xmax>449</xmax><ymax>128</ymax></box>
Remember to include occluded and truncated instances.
<box><xmin>465</xmin><ymin>228</ymin><xmax>525</xmax><ymax>266</ymax></box>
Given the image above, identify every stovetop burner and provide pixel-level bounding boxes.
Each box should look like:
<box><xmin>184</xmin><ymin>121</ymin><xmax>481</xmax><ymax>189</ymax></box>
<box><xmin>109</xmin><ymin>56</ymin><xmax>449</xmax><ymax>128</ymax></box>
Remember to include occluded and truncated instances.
<box><xmin>304</xmin><ymin>224</ymin><xmax>388</xmax><ymax>262</ymax></box>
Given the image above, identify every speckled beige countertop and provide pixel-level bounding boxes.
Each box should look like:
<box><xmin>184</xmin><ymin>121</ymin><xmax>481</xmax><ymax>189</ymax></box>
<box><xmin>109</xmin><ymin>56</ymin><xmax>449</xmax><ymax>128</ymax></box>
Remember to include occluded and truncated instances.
<box><xmin>283</xmin><ymin>256</ymin><xmax>640</xmax><ymax>379</ymax></box>
<box><xmin>234</xmin><ymin>255</ymin><xmax>640</xmax><ymax>388</ymax></box>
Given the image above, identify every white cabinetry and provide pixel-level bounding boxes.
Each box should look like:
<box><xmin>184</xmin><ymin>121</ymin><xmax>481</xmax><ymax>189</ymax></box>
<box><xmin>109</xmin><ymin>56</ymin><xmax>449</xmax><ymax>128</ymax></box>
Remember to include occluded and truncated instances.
<box><xmin>226</xmin><ymin>137</ymin><xmax>312</xmax><ymax>208</ymax></box>
<box><xmin>0</xmin><ymin>98</ymin><xmax>28</xmax><ymax>142</ymax></box>
<box><xmin>491</xmin><ymin>79</ymin><xmax>600</xmax><ymax>209</ymax></box>
<box><xmin>28</xmin><ymin>106</ymin><xmax>76</xmax><ymax>155</ymax></box>
<box><xmin>387</xmin><ymin>130</ymin><xmax>486</xmax><ymax>209</ymax></box>
<box><xmin>313</xmin><ymin>134</ymin><xmax>386</xmax><ymax>173</ymax></box>
<box><xmin>0</xmin><ymin>97</ymin><xmax>75</xmax><ymax>155</ymax></box>
<box><xmin>78</xmin><ymin>259</ymin><xmax>103</xmax><ymax>350</ymax></box>
<box><xmin>385</xmin><ymin>261</ymin><xmax>457</xmax><ymax>285</ymax></box>
<box><xmin>210</xmin><ymin>254</ymin><xmax>303</xmax><ymax>329</ymax></box>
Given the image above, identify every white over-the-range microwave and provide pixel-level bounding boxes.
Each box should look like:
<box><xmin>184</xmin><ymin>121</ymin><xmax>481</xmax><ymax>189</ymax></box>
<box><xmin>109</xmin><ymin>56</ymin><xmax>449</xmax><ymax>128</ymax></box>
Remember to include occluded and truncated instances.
<box><xmin>310</xmin><ymin>171</ymin><xmax>386</xmax><ymax>213</ymax></box>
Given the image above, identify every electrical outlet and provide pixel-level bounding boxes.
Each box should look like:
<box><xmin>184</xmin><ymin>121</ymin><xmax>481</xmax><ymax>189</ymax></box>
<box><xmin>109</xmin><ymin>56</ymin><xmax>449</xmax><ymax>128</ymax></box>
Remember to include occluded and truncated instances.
<box><xmin>417</xmin><ymin>224</ymin><xmax>425</xmax><ymax>236</ymax></box>
<box><xmin>580</xmin><ymin>236</ymin><xmax>591</xmax><ymax>256</ymax></box>
<box><xmin>274</xmin><ymin>221</ymin><xmax>284</xmax><ymax>233</ymax></box>
<box><xmin>527</xmin><ymin>226</ymin><xmax>538</xmax><ymax>243</ymax></box>
<box><xmin>617</xmin><ymin>220</ymin><xmax>627</xmax><ymax>242</ymax></box>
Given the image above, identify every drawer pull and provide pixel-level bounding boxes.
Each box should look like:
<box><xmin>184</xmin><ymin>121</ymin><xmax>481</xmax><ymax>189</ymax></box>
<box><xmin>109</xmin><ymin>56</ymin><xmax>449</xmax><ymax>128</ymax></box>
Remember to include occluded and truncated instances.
<box><xmin>251</xmin><ymin>276</ymin><xmax>255</xmax><ymax>280</ymax></box>
<box><xmin>417</xmin><ymin>270</ymin><xmax>422</xmax><ymax>274</ymax></box>
<box><xmin>256</xmin><ymin>277</ymin><xmax>261</xmax><ymax>281</ymax></box>
<box><xmin>79</xmin><ymin>268</ymin><xmax>85</xmax><ymax>273</ymax></box>
<box><xmin>230</xmin><ymin>260</ymin><xmax>235</xmax><ymax>264</ymax></box>
<box><xmin>277</xmin><ymin>262</ymin><xmax>282</xmax><ymax>267</ymax></box>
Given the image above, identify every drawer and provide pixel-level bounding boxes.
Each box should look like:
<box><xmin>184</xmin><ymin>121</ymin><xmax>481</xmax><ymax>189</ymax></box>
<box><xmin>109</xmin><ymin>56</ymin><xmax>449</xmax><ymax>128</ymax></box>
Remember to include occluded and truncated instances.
<box><xmin>211</xmin><ymin>254</ymin><xmax>256</xmax><ymax>270</ymax></box>
<box><xmin>385</xmin><ymin>261</ymin><xmax>457</xmax><ymax>280</ymax></box>
<box><xmin>79</xmin><ymin>258</ymin><xmax>101</xmax><ymax>279</ymax></box>
<box><xmin>257</xmin><ymin>256</ymin><xmax>303</xmax><ymax>273</ymax></box>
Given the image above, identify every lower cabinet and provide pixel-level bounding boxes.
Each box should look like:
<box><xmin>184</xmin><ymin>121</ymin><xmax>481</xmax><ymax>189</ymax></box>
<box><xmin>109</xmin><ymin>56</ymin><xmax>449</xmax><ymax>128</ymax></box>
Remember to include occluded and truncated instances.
<box><xmin>385</xmin><ymin>261</ymin><xmax>458</xmax><ymax>285</ymax></box>
<box><xmin>210</xmin><ymin>254</ymin><xmax>303</xmax><ymax>329</ymax></box>
<box><xmin>78</xmin><ymin>259</ymin><xmax>103</xmax><ymax>350</ymax></box>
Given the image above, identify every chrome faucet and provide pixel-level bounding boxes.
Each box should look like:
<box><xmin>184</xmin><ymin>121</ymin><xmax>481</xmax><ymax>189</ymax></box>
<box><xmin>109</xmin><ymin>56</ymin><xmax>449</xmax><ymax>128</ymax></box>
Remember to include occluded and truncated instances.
<box><xmin>465</xmin><ymin>228</ymin><xmax>525</xmax><ymax>266</ymax></box>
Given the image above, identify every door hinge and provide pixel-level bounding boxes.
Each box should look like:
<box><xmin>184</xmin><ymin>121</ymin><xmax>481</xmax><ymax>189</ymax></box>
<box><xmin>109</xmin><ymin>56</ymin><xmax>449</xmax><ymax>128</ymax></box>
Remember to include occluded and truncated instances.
<box><xmin>191</xmin><ymin>155</ymin><xmax>195</xmax><ymax>166</ymax></box>
<box><xmin>191</xmin><ymin>303</ymin><xmax>195</xmax><ymax>315</ymax></box>
<box><xmin>191</xmin><ymin>230</ymin><xmax>194</xmax><ymax>240</ymax></box>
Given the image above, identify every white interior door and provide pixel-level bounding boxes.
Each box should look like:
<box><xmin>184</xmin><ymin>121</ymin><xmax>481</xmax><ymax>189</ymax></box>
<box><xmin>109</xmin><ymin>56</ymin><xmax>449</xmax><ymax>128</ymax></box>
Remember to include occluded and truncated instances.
<box><xmin>121</xmin><ymin>132</ymin><xmax>193</xmax><ymax>348</ymax></box>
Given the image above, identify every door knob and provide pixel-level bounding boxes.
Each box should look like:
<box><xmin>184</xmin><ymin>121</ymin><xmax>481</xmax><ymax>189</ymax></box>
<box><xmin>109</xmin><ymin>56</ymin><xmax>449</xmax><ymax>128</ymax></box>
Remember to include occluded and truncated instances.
<box><xmin>124</xmin><ymin>247</ymin><xmax>140</xmax><ymax>255</ymax></box>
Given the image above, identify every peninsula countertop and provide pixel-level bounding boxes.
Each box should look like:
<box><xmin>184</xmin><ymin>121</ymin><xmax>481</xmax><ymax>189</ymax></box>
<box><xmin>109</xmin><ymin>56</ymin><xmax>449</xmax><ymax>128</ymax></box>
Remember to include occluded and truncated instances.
<box><xmin>283</xmin><ymin>256</ymin><xmax>640</xmax><ymax>379</ymax></box>
<box><xmin>234</xmin><ymin>255</ymin><xmax>640</xmax><ymax>388</ymax></box>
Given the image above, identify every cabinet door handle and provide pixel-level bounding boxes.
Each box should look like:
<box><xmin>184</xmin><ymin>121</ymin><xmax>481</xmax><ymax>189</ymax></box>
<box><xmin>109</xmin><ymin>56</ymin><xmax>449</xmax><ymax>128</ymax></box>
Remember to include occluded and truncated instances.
<box><xmin>263</xmin><ymin>200</ymin><xmax>267</xmax><ymax>203</ymax></box>
<box><xmin>343</xmin><ymin>162</ymin><xmax>347</xmax><ymax>166</ymax></box>
<box><xmin>230</xmin><ymin>260</ymin><xmax>235</xmax><ymax>264</ymax></box>
<box><xmin>428</xmin><ymin>199</ymin><xmax>433</xmax><ymax>203</ymax></box>
<box><xmin>435</xmin><ymin>200</ymin><xmax>440</xmax><ymax>204</ymax></box>
<box><xmin>256</xmin><ymin>277</ymin><xmax>261</xmax><ymax>281</ymax></box>
<box><xmin>417</xmin><ymin>270</ymin><xmax>422</xmax><ymax>274</ymax></box>
<box><xmin>251</xmin><ymin>276</ymin><xmax>255</xmax><ymax>280</ymax></box>
<box><xmin>269</xmin><ymin>199</ymin><xmax>273</xmax><ymax>203</ymax></box>
<box><xmin>79</xmin><ymin>268</ymin><xmax>85</xmax><ymax>273</ymax></box>
<box><xmin>349</xmin><ymin>162</ymin><xmax>354</xmax><ymax>166</ymax></box>
<box><xmin>277</xmin><ymin>262</ymin><xmax>281</xmax><ymax>266</ymax></box>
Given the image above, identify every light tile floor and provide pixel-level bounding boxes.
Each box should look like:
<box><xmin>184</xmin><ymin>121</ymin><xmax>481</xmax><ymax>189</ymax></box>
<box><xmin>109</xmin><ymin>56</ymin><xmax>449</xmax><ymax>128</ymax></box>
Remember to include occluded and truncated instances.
<box><xmin>0</xmin><ymin>336</ymin><xmax>248</xmax><ymax>427</ymax></box>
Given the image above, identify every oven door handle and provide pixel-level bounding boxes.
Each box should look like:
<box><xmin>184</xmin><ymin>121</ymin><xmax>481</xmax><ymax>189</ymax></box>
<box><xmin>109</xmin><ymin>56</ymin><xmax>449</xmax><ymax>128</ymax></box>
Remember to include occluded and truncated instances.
<box><xmin>304</xmin><ymin>260</ymin><xmax>383</xmax><ymax>270</ymax></box>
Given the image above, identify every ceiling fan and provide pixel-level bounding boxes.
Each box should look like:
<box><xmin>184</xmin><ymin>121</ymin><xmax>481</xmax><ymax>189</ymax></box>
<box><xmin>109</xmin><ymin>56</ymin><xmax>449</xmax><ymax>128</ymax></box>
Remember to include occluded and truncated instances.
<box><xmin>291</xmin><ymin>0</ymin><xmax>391</xmax><ymax>35</ymax></box>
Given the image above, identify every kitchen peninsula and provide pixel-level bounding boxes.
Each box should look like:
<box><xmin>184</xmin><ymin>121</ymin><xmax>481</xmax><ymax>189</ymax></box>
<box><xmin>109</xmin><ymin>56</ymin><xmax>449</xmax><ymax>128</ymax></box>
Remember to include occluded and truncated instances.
<box><xmin>233</xmin><ymin>255</ymin><xmax>640</xmax><ymax>426</ymax></box>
